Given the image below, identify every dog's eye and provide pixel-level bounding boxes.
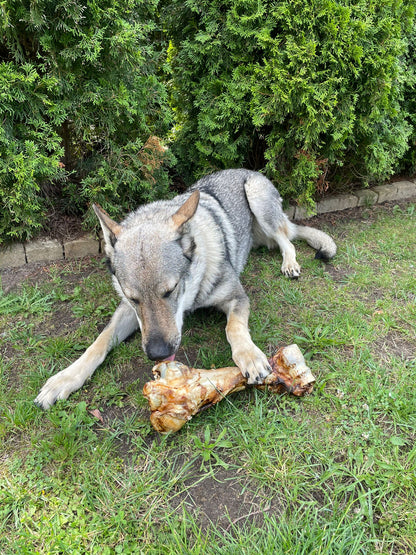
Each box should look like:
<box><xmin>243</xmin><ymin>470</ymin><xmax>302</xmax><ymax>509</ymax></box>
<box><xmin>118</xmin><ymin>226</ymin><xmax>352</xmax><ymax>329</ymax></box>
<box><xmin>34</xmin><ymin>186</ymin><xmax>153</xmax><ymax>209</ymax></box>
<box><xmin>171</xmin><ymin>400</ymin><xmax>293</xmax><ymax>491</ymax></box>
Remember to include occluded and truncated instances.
<box><xmin>163</xmin><ymin>283</ymin><xmax>178</xmax><ymax>299</ymax></box>
<box><xmin>130</xmin><ymin>298</ymin><xmax>140</xmax><ymax>306</ymax></box>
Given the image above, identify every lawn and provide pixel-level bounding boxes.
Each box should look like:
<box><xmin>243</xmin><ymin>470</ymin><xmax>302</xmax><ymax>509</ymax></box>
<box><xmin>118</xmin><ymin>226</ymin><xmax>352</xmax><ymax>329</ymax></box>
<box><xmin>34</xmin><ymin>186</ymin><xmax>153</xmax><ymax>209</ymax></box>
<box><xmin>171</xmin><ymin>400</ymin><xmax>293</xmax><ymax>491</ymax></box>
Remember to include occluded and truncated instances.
<box><xmin>1</xmin><ymin>200</ymin><xmax>415</xmax><ymax>554</ymax></box>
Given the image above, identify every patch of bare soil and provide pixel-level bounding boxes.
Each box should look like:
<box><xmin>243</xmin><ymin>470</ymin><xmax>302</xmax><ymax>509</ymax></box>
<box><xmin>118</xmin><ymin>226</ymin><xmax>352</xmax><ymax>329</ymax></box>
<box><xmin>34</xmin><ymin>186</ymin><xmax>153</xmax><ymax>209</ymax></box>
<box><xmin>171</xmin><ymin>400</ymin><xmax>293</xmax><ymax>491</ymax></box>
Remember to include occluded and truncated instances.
<box><xmin>174</xmin><ymin>465</ymin><xmax>282</xmax><ymax>531</ymax></box>
<box><xmin>1</xmin><ymin>262</ymin><xmax>54</xmax><ymax>294</ymax></box>
<box><xmin>323</xmin><ymin>264</ymin><xmax>354</xmax><ymax>283</ymax></box>
<box><xmin>0</xmin><ymin>255</ymin><xmax>104</xmax><ymax>294</ymax></box>
<box><xmin>372</xmin><ymin>331</ymin><xmax>416</xmax><ymax>364</ymax></box>
<box><xmin>46</xmin><ymin>304</ymin><xmax>81</xmax><ymax>336</ymax></box>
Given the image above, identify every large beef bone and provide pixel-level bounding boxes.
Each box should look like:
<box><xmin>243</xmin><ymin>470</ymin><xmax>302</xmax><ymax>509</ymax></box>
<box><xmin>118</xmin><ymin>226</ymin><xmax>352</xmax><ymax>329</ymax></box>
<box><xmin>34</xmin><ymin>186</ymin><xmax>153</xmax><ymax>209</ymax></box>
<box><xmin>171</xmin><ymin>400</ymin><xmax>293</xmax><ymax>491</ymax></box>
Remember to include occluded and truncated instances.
<box><xmin>142</xmin><ymin>344</ymin><xmax>315</xmax><ymax>433</ymax></box>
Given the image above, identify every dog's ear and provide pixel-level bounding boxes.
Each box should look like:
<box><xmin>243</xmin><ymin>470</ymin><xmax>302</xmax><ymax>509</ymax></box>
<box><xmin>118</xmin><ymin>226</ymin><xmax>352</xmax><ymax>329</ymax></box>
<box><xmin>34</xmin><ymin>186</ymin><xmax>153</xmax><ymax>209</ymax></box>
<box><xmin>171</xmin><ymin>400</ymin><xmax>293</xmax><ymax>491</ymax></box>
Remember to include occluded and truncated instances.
<box><xmin>180</xmin><ymin>234</ymin><xmax>196</xmax><ymax>262</ymax></box>
<box><xmin>172</xmin><ymin>190</ymin><xmax>200</xmax><ymax>230</ymax></box>
<box><xmin>93</xmin><ymin>204</ymin><xmax>122</xmax><ymax>253</ymax></box>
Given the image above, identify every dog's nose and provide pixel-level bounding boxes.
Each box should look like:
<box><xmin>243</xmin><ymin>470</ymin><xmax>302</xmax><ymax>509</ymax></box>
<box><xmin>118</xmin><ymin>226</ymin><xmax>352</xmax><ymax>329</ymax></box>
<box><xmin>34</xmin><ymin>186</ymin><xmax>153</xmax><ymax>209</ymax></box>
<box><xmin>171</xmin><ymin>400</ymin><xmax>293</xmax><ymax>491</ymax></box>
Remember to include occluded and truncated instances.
<box><xmin>145</xmin><ymin>337</ymin><xmax>175</xmax><ymax>361</ymax></box>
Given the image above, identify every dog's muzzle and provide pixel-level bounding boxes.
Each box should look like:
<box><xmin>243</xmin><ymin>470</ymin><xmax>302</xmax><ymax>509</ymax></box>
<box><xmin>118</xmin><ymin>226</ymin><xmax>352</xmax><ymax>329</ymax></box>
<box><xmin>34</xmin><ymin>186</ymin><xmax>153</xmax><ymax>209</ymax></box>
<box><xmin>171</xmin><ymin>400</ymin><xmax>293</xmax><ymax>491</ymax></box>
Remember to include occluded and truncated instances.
<box><xmin>145</xmin><ymin>337</ymin><xmax>177</xmax><ymax>362</ymax></box>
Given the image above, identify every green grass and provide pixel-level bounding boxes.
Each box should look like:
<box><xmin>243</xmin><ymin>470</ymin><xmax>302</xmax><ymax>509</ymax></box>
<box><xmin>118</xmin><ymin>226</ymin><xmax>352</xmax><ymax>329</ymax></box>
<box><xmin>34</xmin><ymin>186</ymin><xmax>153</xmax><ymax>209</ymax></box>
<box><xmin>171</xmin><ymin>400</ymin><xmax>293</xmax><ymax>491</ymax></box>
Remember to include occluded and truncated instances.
<box><xmin>1</xmin><ymin>201</ymin><xmax>416</xmax><ymax>554</ymax></box>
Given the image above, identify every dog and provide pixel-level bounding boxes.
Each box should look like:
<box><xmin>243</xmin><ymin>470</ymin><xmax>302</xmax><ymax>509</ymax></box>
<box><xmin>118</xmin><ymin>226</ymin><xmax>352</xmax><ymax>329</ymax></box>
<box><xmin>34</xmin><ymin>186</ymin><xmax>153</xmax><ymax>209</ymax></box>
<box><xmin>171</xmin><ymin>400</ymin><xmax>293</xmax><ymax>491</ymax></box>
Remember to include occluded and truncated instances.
<box><xmin>35</xmin><ymin>169</ymin><xmax>336</xmax><ymax>409</ymax></box>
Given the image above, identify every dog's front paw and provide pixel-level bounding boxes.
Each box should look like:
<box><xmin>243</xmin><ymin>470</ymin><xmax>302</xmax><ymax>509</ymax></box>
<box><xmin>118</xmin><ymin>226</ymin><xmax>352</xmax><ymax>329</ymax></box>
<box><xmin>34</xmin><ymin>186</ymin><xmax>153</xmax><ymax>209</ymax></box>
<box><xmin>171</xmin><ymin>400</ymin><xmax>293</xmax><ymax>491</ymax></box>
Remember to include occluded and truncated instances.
<box><xmin>281</xmin><ymin>260</ymin><xmax>301</xmax><ymax>279</ymax></box>
<box><xmin>233</xmin><ymin>345</ymin><xmax>271</xmax><ymax>385</ymax></box>
<box><xmin>34</xmin><ymin>369</ymin><xmax>83</xmax><ymax>409</ymax></box>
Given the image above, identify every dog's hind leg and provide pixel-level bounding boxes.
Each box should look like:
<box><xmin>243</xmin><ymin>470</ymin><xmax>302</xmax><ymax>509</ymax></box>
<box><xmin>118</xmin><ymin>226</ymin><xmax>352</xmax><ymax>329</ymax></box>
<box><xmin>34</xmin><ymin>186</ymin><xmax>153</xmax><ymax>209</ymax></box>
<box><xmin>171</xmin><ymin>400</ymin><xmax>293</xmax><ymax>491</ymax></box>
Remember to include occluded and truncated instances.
<box><xmin>244</xmin><ymin>174</ymin><xmax>301</xmax><ymax>278</ymax></box>
<box><xmin>269</xmin><ymin>222</ymin><xmax>301</xmax><ymax>278</ymax></box>
<box><xmin>245</xmin><ymin>173</ymin><xmax>336</xmax><ymax>276</ymax></box>
<box><xmin>35</xmin><ymin>302</ymin><xmax>139</xmax><ymax>409</ymax></box>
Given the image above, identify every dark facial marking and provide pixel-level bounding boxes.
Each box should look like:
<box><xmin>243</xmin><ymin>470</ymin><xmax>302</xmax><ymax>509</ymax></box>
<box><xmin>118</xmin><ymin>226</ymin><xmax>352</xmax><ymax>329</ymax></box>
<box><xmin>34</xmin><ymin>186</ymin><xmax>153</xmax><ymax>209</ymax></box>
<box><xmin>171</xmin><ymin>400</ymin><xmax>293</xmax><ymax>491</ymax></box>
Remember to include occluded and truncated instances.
<box><xmin>106</xmin><ymin>257</ymin><xmax>116</xmax><ymax>275</ymax></box>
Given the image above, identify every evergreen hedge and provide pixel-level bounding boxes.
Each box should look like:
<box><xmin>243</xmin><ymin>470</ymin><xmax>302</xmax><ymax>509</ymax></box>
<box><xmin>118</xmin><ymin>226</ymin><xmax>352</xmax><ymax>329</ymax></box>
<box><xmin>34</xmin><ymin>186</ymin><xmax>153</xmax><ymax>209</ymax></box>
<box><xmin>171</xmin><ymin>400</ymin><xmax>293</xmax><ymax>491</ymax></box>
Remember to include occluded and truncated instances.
<box><xmin>1</xmin><ymin>0</ymin><xmax>415</xmax><ymax>243</ymax></box>
<box><xmin>0</xmin><ymin>0</ymin><xmax>172</xmax><ymax>243</ymax></box>
<box><xmin>163</xmin><ymin>0</ymin><xmax>416</xmax><ymax>205</ymax></box>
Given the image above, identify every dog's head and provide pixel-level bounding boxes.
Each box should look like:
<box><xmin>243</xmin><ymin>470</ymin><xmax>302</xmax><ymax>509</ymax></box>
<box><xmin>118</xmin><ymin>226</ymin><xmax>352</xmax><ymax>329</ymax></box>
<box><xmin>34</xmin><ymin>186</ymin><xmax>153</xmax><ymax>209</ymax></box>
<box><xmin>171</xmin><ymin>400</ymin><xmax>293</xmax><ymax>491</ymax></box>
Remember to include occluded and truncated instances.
<box><xmin>93</xmin><ymin>192</ymin><xmax>200</xmax><ymax>361</ymax></box>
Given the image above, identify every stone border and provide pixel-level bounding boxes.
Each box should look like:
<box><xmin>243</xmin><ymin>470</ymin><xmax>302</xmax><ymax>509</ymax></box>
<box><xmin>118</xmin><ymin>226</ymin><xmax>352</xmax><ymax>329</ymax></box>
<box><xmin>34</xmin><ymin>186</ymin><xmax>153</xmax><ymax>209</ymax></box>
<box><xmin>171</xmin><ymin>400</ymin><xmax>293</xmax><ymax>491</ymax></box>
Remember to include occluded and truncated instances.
<box><xmin>0</xmin><ymin>234</ymin><xmax>102</xmax><ymax>269</ymax></box>
<box><xmin>283</xmin><ymin>179</ymin><xmax>416</xmax><ymax>220</ymax></box>
<box><xmin>1</xmin><ymin>179</ymin><xmax>415</xmax><ymax>269</ymax></box>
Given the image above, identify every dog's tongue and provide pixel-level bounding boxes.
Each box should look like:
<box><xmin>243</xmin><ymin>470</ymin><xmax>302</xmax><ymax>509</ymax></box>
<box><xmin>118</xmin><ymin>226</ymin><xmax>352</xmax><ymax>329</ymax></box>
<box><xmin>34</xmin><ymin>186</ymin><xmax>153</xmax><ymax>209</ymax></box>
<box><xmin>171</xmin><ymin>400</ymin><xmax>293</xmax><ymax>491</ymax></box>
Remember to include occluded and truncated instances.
<box><xmin>165</xmin><ymin>354</ymin><xmax>176</xmax><ymax>362</ymax></box>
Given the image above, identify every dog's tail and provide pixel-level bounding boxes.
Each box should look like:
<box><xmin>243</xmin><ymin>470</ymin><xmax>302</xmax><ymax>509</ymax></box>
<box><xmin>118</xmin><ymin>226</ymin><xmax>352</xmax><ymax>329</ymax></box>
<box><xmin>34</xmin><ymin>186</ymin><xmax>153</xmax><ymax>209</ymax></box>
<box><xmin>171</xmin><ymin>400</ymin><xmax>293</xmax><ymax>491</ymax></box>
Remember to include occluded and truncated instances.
<box><xmin>292</xmin><ymin>224</ymin><xmax>337</xmax><ymax>261</ymax></box>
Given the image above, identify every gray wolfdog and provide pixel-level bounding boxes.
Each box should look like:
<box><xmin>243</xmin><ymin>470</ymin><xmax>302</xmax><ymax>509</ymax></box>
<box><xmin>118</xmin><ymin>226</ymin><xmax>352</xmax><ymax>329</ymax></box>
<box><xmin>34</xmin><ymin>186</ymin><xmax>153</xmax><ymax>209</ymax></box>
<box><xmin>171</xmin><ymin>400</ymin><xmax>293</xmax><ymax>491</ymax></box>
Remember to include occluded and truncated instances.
<box><xmin>35</xmin><ymin>169</ymin><xmax>336</xmax><ymax>409</ymax></box>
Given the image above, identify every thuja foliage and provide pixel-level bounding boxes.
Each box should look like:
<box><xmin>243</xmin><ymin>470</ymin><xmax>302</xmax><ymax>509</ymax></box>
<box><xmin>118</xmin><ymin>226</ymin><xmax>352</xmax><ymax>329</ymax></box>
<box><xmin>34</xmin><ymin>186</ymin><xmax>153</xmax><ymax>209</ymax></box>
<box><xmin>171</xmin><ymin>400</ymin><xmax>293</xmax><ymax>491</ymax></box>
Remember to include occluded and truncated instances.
<box><xmin>1</xmin><ymin>0</ymin><xmax>416</xmax><ymax>244</ymax></box>
<box><xmin>163</xmin><ymin>0</ymin><xmax>416</xmax><ymax>205</ymax></box>
<box><xmin>400</xmin><ymin>24</ymin><xmax>416</xmax><ymax>172</ymax></box>
<box><xmin>0</xmin><ymin>0</ymin><xmax>172</xmax><ymax>243</ymax></box>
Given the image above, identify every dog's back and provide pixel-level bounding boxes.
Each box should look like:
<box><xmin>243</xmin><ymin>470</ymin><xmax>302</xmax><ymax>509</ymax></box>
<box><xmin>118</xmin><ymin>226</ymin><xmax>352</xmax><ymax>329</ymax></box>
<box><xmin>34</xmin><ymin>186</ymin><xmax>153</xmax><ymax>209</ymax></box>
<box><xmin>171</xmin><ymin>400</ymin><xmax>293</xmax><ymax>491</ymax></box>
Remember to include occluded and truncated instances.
<box><xmin>191</xmin><ymin>168</ymin><xmax>256</xmax><ymax>275</ymax></box>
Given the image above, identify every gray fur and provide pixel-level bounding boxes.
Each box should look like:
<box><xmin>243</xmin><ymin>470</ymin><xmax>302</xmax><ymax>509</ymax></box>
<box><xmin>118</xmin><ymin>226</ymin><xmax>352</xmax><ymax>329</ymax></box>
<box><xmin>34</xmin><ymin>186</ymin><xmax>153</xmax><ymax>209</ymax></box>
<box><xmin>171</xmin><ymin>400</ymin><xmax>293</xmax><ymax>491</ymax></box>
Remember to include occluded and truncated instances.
<box><xmin>35</xmin><ymin>169</ymin><xmax>336</xmax><ymax>409</ymax></box>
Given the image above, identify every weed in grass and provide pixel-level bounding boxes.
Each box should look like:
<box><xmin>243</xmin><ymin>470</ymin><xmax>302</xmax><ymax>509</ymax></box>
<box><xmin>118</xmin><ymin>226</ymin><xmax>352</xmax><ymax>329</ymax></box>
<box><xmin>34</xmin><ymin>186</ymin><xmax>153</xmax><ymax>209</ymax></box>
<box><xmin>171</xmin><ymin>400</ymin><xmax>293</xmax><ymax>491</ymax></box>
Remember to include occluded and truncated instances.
<box><xmin>193</xmin><ymin>344</ymin><xmax>232</xmax><ymax>369</ymax></box>
<box><xmin>40</xmin><ymin>402</ymin><xmax>97</xmax><ymax>464</ymax></box>
<box><xmin>0</xmin><ymin>285</ymin><xmax>56</xmax><ymax>316</ymax></box>
<box><xmin>72</xmin><ymin>299</ymin><xmax>115</xmax><ymax>319</ymax></box>
<box><xmin>96</xmin><ymin>380</ymin><xmax>126</xmax><ymax>408</ymax></box>
<box><xmin>191</xmin><ymin>426</ymin><xmax>233</xmax><ymax>471</ymax></box>
<box><xmin>278</xmin><ymin>279</ymin><xmax>305</xmax><ymax>306</ymax></box>
<box><xmin>113</xmin><ymin>411</ymin><xmax>152</xmax><ymax>438</ymax></box>
<box><xmin>2</xmin><ymin>401</ymin><xmax>40</xmax><ymax>431</ymax></box>
<box><xmin>40</xmin><ymin>336</ymin><xmax>87</xmax><ymax>359</ymax></box>
<box><xmin>6</xmin><ymin>322</ymin><xmax>44</xmax><ymax>351</ymax></box>
<box><xmin>292</xmin><ymin>323</ymin><xmax>345</xmax><ymax>358</ymax></box>
<box><xmin>393</xmin><ymin>203</ymin><xmax>415</xmax><ymax>217</ymax></box>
